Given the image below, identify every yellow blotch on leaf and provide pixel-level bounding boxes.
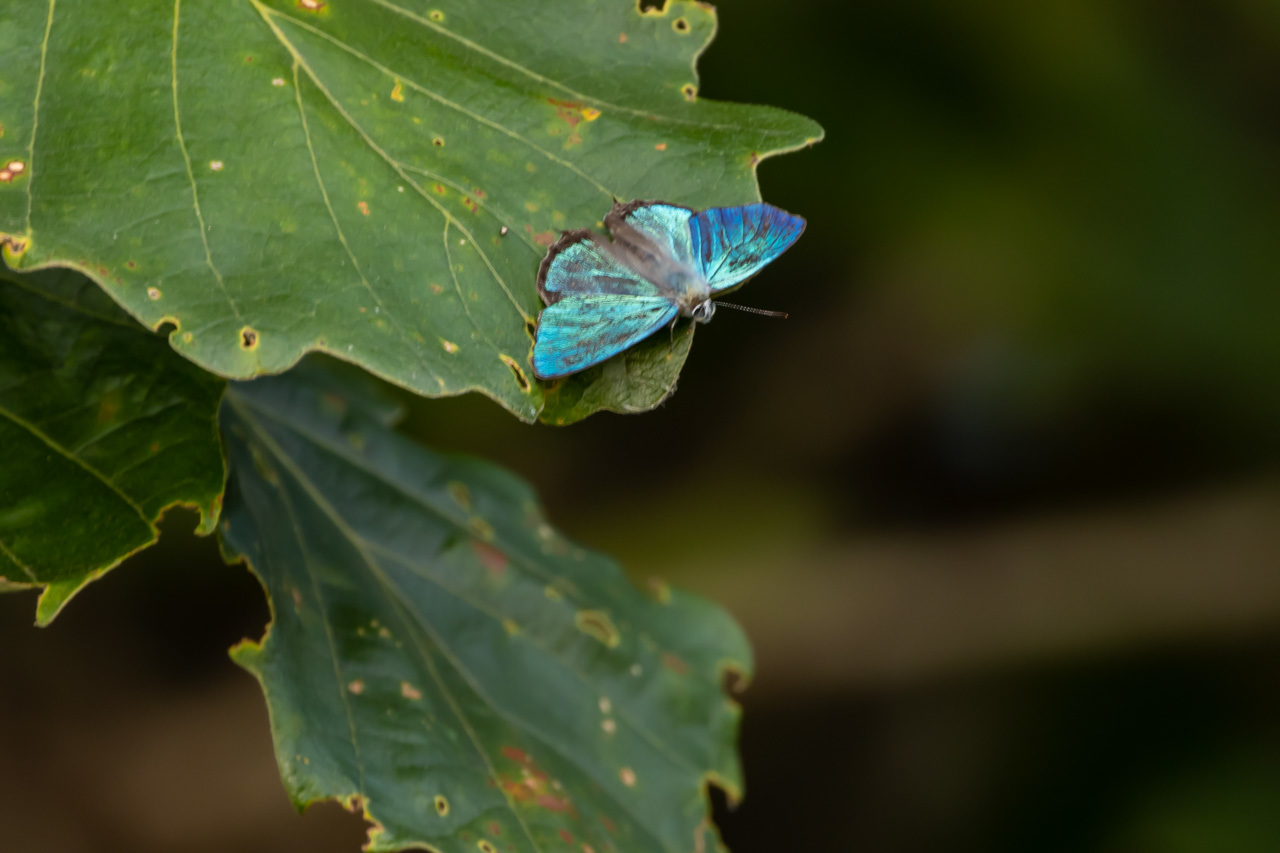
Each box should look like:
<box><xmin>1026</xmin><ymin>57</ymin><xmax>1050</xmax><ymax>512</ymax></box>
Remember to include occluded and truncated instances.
<box><xmin>390</xmin><ymin>79</ymin><xmax>404</xmax><ymax>102</ymax></box>
<box><xmin>575</xmin><ymin>610</ymin><xmax>620</xmax><ymax>648</ymax></box>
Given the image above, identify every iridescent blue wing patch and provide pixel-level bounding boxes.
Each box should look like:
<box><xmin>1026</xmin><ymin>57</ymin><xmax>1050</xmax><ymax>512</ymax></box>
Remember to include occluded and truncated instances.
<box><xmin>532</xmin><ymin>294</ymin><xmax>679</xmax><ymax>379</ymax></box>
<box><xmin>537</xmin><ymin>230</ymin><xmax>664</xmax><ymax>305</ymax></box>
<box><xmin>689</xmin><ymin>203</ymin><xmax>806</xmax><ymax>292</ymax></box>
<box><xmin>605</xmin><ymin>200</ymin><xmax>697</xmax><ymax>270</ymax></box>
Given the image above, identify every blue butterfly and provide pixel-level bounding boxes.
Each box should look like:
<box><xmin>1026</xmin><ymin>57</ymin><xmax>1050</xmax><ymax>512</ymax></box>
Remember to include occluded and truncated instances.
<box><xmin>531</xmin><ymin>199</ymin><xmax>806</xmax><ymax>379</ymax></box>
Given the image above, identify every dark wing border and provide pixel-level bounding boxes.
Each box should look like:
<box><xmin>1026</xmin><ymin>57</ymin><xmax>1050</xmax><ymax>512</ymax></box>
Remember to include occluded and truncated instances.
<box><xmin>536</xmin><ymin>229</ymin><xmax>596</xmax><ymax>306</ymax></box>
<box><xmin>604</xmin><ymin>198</ymin><xmax>696</xmax><ymax>235</ymax></box>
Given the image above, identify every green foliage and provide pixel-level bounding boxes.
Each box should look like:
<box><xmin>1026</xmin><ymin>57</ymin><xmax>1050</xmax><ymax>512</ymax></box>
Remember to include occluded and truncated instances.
<box><xmin>0</xmin><ymin>267</ymin><xmax>224</xmax><ymax>624</ymax></box>
<box><xmin>0</xmin><ymin>2</ymin><xmax>818</xmax><ymax>844</ymax></box>
<box><xmin>0</xmin><ymin>0</ymin><xmax>819</xmax><ymax>423</ymax></box>
<box><xmin>221</xmin><ymin>367</ymin><xmax>751</xmax><ymax>852</ymax></box>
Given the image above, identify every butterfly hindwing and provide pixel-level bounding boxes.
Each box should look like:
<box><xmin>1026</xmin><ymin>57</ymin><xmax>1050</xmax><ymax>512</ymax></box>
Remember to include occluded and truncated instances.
<box><xmin>605</xmin><ymin>200</ymin><xmax>697</xmax><ymax>271</ymax></box>
<box><xmin>689</xmin><ymin>203</ymin><xmax>806</xmax><ymax>292</ymax></box>
<box><xmin>532</xmin><ymin>294</ymin><xmax>679</xmax><ymax>379</ymax></box>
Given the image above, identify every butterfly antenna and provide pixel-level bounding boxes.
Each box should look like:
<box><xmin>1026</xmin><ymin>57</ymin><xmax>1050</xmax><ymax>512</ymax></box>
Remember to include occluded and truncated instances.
<box><xmin>715</xmin><ymin>301</ymin><xmax>789</xmax><ymax>319</ymax></box>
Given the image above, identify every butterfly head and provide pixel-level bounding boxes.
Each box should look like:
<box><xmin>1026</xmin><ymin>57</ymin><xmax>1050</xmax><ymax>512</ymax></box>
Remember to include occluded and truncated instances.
<box><xmin>691</xmin><ymin>299</ymin><xmax>716</xmax><ymax>324</ymax></box>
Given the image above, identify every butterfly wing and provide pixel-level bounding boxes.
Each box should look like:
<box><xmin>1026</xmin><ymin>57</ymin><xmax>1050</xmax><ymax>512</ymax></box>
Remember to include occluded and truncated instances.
<box><xmin>532</xmin><ymin>294</ymin><xmax>679</xmax><ymax>379</ymax></box>
<box><xmin>537</xmin><ymin>230</ymin><xmax>666</xmax><ymax>305</ymax></box>
<box><xmin>605</xmin><ymin>200</ymin><xmax>697</xmax><ymax>270</ymax></box>
<box><xmin>689</xmin><ymin>203</ymin><xmax>806</xmax><ymax>292</ymax></box>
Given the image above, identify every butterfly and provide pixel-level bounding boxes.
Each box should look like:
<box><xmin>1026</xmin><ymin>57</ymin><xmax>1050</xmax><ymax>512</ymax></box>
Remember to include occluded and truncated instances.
<box><xmin>531</xmin><ymin>199</ymin><xmax>806</xmax><ymax>379</ymax></box>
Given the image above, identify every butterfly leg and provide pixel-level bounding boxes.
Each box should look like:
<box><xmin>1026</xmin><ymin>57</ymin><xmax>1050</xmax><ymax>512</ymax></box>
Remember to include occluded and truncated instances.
<box><xmin>667</xmin><ymin>314</ymin><xmax>680</xmax><ymax>352</ymax></box>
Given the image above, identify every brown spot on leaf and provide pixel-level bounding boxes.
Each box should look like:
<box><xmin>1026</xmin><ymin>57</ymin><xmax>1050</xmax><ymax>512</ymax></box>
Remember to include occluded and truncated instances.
<box><xmin>559</xmin><ymin>829</ymin><xmax>574</xmax><ymax>843</ymax></box>
<box><xmin>661</xmin><ymin>652</ymin><xmax>690</xmax><ymax>675</ymax></box>
<box><xmin>434</xmin><ymin>794</ymin><xmax>450</xmax><ymax>816</ymax></box>
<box><xmin>358</xmin><ymin>200</ymin><xmax>370</xmax><ymax>216</ymax></box>
<box><xmin>619</xmin><ymin>767</ymin><xmax>637</xmax><ymax>787</ymax></box>
<box><xmin>240</xmin><ymin>327</ymin><xmax>259</xmax><ymax>349</ymax></box>
<box><xmin>428</xmin><ymin>9</ymin><xmax>445</xmax><ymax>21</ymax></box>
<box><xmin>533</xmin><ymin>231</ymin><xmax>556</xmax><ymax>247</ymax></box>
<box><xmin>619</xmin><ymin>32</ymin><xmax>628</xmax><ymax>43</ymax></box>
<box><xmin>297</xmin><ymin>0</ymin><xmax>324</xmax><ymax>10</ymax></box>
<box><xmin>147</xmin><ymin>287</ymin><xmax>161</xmax><ymax>300</ymax></box>
<box><xmin>433</xmin><ymin>183</ymin><xmax>447</xmax><ymax>195</ymax></box>
<box><xmin>400</xmin><ymin>681</ymin><xmax>422</xmax><ymax>700</ymax></box>
<box><xmin>126</xmin><ymin>260</ymin><xmax>137</xmax><ymax>269</ymax></box>
<box><xmin>432</xmin><ymin>136</ymin><xmax>445</xmax><ymax>147</ymax></box>
<box><xmin>441</xmin><ymin>339</ymin><xmax>459</xmax><ymax>354</ymax></box>
<box><xmin>448</xmin><ymin>480</ymin><xmax>472</xmax><ymax>510</ymax></box>
<box><xmin>501</xmin><ymin>746</ymin><xmax>528</xmax><ymax>763</ymax></box>
<box><xmin>96</xmin><ymin>390</ymin><xmax>121</xmax><ymax>425</ymax></box>
<box><xmin>681</xmin><ymin>84</ymin><xmax>697</xmax><ymax>101</ymax></box>
<box><xmin>473</xmin><ymin>541</ymin><xmax>508</xmax><ymax>575</ymax></box>
<box><xmin>470</xmin><ymin>516</ymin><xmax>495</xmax><ymax>540</ymax></box>
<box><xmin>654</xmin><ymin>142</ymin><xmax>667</xmax><ymax>151</ymax></box>
<box><xmin>647</xmin><ymin>577</ymin><xmax>672</xmax><ymax>603</ymax></box>
<box><xmin>673</xmin><ymin>17</ymin><xmax>689</xmax><ymax>32</ymax></box>
<box><xmin>539</xmin><ymin>793</ymin><xmax>573</xmax><ymax>813</ymax></box>
<box><xmin>348</xmin><ymin>679</ymin><xmax>364</xmax><ymax>695</ymax></box>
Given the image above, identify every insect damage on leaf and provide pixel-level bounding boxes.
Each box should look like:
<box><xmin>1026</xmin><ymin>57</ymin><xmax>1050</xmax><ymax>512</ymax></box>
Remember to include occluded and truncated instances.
<box><xmin>0</xmin><ymin>0</ymin><xmax>820</xmax><ymax>424</ymax></box>
<box><xmin>219</xmin><ymin>367</ymin><xmax>754</xmax><ymax>852</ymax></box>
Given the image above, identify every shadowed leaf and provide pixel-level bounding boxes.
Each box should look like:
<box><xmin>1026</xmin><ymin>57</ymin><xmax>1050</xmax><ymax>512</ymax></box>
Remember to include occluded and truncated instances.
<box><xmin>0</xmin><ymin>267</ymin><xmax>225</xmax><ymax>624</ymax></box>
<box><xmin>220</xmin><ymin>368</ymin><xmax>752</xmax><ymax>852</ymax></box>
<box><xmin>0</xmin><ymin>0</ymin><xmax>820</xmax><ymax>423</ymax></box>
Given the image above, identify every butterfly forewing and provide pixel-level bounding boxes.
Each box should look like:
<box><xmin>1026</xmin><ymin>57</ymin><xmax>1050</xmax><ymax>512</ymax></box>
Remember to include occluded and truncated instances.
<box><xmin>691</xmin><ymin>203</ymin><xmax>806</xmax><ymax>292</ymax></box>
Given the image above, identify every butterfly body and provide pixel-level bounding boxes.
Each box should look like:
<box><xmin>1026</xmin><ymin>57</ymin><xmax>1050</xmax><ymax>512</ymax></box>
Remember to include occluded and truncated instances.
<box><xmin>532</xmin><ymin>199</ymin><xmax>804</xmax><ymax>380</ymax></box>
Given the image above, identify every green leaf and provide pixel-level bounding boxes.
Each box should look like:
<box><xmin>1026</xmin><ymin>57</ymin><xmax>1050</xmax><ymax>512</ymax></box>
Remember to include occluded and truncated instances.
<box><xmin>0</xmin><ymin>267</ymin><xmax>225</xmax><ymax>624</ymax></box>
<box><xmin>0</xmin><ymin>0</ymin><xmax>821</xmax><ymax>424</ymax></box>
<box><xmin>219</xmin><ymin>368</ymin><xmax>752</xmax><ymax>852</ymax></box>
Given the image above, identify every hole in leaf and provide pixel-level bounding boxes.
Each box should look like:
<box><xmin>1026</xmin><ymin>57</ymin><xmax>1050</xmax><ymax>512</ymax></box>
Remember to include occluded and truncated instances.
<box><xmin>673</xmin><ymin>17</ymin><xmax>689</xmax><ymax>32</ymax></box>
<box><xmin>240</xmin><ymin>327</ymin><xmax>259</xmax><ymax>349</ymax></box>
<box><xmin>721</xmin><ymin>665</ymin><xmax>750</xmax><ymax>695</ymax></box>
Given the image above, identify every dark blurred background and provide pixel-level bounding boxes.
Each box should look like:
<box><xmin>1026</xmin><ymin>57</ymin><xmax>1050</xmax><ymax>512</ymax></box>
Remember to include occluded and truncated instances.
<box><xmin>5</xmin><ymin>1</ymin><xmax>1280</xmax><ymax>850</ymax></box>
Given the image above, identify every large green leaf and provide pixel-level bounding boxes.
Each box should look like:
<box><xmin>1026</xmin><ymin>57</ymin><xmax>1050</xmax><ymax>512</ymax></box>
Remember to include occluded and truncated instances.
<box><xmin>0</xmin><ymin>267</ymin><xmax>225</xmax><ymax>624</ymax></box>
<box><xmin>220</xmin><ymin>367</ymin><xmax>752</xmax><ymax>852</ymax></box>
<box><xmin>0</xmin><ymin>0</ymin><xmax>820</xmax><ymax>423</ymax></box>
